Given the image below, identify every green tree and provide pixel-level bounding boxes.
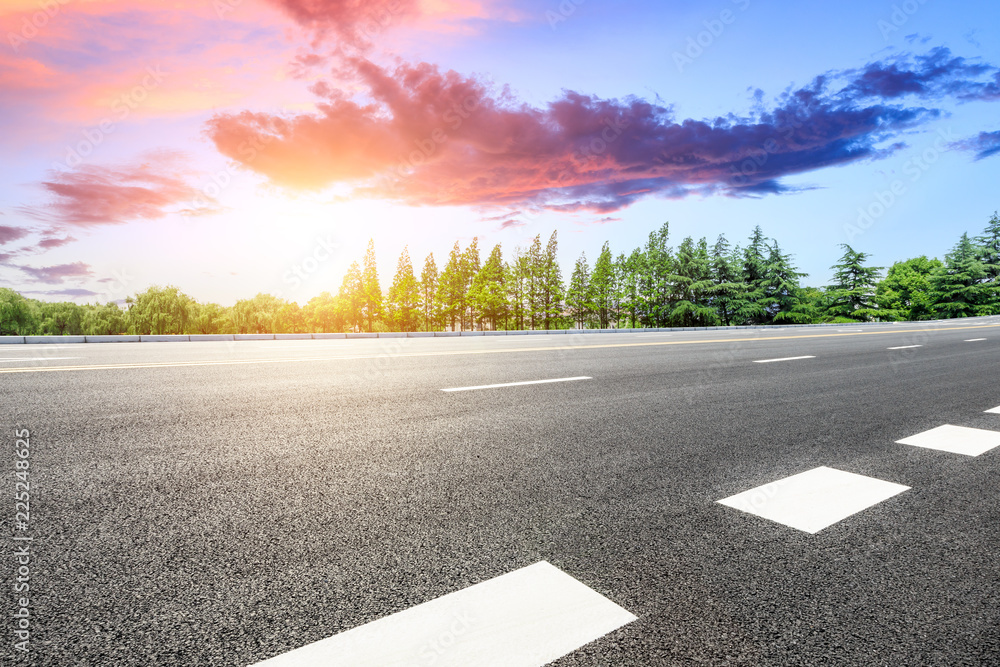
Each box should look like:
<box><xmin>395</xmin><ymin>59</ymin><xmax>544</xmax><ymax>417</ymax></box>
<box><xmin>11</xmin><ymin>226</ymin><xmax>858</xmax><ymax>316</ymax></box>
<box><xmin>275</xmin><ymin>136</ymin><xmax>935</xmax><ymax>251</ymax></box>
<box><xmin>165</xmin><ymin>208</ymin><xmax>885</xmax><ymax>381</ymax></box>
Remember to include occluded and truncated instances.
<box><xmin>303</xmin><ymin>292</ymin><xmax>344</xmax><ymax>333</ymax></box>
<box><xmin>127</xmin><ymin>286</ymin><xmax>194</xmax><ymax>334</ymax></box>
<box><xmin>565</xmin><ymin>252</ymin><xmax>593</xmax><ymax>329</ymax></box>
<box><xmin>930</xmin><ymin>232</ymin><xmax>988</xmax><ymax>318</ymax></box>
<box><xmin>506</xmin><ymin>246</ymin><xmax>531</xmax><ymax>330</ymax></box>
<box><xmin>82</xmin><ymin>302</ymin><xmax>127</xmax><ymax>335</ymax></box>
<box><xmin>461</xmin><ymin>238</ymin><xmax>480</xmax><ymax>330</ymax></box>
<box><xmin>191</xmin><ymin>302</ymin><xmax>230</xmax><ymax>334</ymax></box>
<box><xmin>736</xmin><ymin>226</ymin><xmax>771</xmax><ymax>324</ymax></box>
<box><xmin>338</xmin><ymin>262</ymin><xmax>364</xmax><ymax>332</ymax></box>
<box><xmin>0</xmin><ymin>288</ymin><xmax>38</xmax><ymax>335</ymax></box>
<box><xmin>438</xmin><ymin>242</ymin><xmax>465</xmax><ymax>330</ymax></box>
<box><xmin>590</xmin><ymin>242</ymin><xmax>615</xmax><ymax>328</ymax></box>
<box><xmin>875</xmin><ymin>256</ymin><xmax>942</xmax><ymax>321</ymax></box>
<box><xmin>669</xmin><ymin>236</ymin><xmax>716</xmax><ymax>326</ymax></box>
<box><xmin>418</xmin><ymin>253</ymin><xmax>439</xmax><ymax>331</ymax></box>
<box><xmin>619</xmin><ymin>250</ymin><xmax>642</xmax><ymax>328</ymax></box>
<box><xmin>229</xmin><ymin>293</ymin><xmax>287</xmax><ymax>333</ymax></box>
<box><xmin>764</xmin><ymin>240</ymin><xmax>808</xmax><ymax>324</ymax></box>
<box><xmin>639</xmin><ymin>222</ymin><xmax>672</xmax><ymax>326</ymax></box>
<box><xmin>975</xmin><ymin>211</ymin><xmax>1000</xmax><ymax>281</ymax></box>
<box><xmin>707</xmin><ymin>234</ymin><xmax>745</xmax><ymax>326</ymax></box>
<box><xmin>361</xmin><ymin>239</ymin><xmax>382</xmax><ymax>332</ymax></box>
<box><xmin>538</xmin><ymin>230</ymin><xmax>564</xmax><ymax>329</ymax></box>
<box><xmin>826</xmin><ymin>245</ymin><xmax>883</xmax><ymax>321</ymax></box>
<box><xmin>386</xmin><ymin>247</ymin><xmax>420</xmax><ymax>331</ymax></box>
<box><xmin>468</xmin><ymin>243</ymin><xmax>507</xmax><ymax>330</ymax></box>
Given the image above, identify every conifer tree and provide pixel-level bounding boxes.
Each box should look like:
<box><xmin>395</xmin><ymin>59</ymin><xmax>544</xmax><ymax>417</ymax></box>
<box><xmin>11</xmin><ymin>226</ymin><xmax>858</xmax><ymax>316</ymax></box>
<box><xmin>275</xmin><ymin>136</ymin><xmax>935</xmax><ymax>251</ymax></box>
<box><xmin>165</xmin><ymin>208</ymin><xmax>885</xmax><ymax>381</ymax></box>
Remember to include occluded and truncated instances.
<box><xmin>930</xmin><ymin>232</ymin><xmax>988</xmax><ymax>318</ymax></box>
<box><xmin>361</xmin><ymin>239</ymin><xmax>382</xmax><ymax>332</ymax></box>
<box><xmin>419</xmin><ymin>253</ymin><xmax>439</xmax><ymax>331</ymax></box>
<box><xmin>826</xmin><ymin>244</ymin><xmax>883</xmax><ymax>321</ymax></box>
<box><xmin>565</xmin><ymin>252</ymin><xmax>593</xmax><ymax>329</ymax></box>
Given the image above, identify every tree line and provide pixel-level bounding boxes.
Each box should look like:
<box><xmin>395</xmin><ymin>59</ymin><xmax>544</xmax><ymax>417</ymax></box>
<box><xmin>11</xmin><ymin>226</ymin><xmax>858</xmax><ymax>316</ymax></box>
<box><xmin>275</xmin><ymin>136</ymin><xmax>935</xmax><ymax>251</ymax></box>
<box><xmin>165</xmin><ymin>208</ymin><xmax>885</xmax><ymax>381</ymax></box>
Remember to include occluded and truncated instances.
<box><xmin>1</xmin><ymin>214</ymin><xmax>998</xmax><ymax>336</ymax></box>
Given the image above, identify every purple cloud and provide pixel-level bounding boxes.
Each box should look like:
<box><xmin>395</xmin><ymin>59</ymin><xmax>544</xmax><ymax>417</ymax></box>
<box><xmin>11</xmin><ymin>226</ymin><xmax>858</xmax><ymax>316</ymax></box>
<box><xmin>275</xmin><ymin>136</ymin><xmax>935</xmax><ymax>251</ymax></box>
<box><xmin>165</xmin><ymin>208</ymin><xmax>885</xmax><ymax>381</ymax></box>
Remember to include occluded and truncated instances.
<box><xmin>0</xmin><ymin>225</ymin><xmax>30</xmax><ymax>245</ymax></box>
<box><xmin>950</xmin><ymin>130</ymin><xmax>1000</xmax><ymax>160</ymax></box>
<box><xmin>16</xmin><ymin>262</ymin><xmax>93</xmax><ymax>284</ymax></box>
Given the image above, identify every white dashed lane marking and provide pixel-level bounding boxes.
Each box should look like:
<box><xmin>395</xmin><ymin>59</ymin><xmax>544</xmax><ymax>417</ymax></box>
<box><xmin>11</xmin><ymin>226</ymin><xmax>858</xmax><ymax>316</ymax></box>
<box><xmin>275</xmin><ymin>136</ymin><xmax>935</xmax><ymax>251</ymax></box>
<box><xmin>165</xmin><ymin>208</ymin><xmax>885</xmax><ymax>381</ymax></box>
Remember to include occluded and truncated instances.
<box><xmin>717</xmin><ymin>467</ymin><xmax>910</xmax><ymax>534</ymax></box>
<box><xmin>887</xmin><ymin>345</ymin><xmax>922</xmax><ymax>350</ymax></box>
<box><xmin>442</xmin><ymin>377</ymin><xmax>592</xmax><ymax>392</ymax></box>
<box><xmin>966</xmin><ymin>338</ymin><xmax>987</xmax><ymax>342</ymax></box>
<box><xmin>250</xmin><ymin>561</ymin><xmax>636</xmax><ymax>667</ymax></box>
<box><xmin>752</xmin><ymin>356</ymin><xmax>816</xmax><ymax>364</ymax></box>
<box><xmin>987</xmin><ymin>406</ymin><xmax>1000</xmax><ymax>414</ymax></box>
<box><xmin>896</xmin><ymin>424</ymin><xmax>1000</xmax><ymax>457</ymax></box>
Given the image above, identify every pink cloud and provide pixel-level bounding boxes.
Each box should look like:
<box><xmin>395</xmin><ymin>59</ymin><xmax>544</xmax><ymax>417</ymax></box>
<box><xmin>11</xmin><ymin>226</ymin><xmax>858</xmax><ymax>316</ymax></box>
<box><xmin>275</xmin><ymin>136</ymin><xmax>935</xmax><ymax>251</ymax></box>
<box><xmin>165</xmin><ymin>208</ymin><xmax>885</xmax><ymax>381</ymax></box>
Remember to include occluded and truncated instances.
<box><xmin>37</xmin><ymin>235</ymin><xmax>77</xmax><ymax>249</ymax></box>
<box><xmin>0</xmin><ymin>225</ymin><xmax>30</xmax><ymax>245</ymax></box>
<box><xmin>21</xmin><ymin>151</ymin><xmax>208</xmax><ymax>227</ymax></box>
<box><xmin>16</xmin><ymin>261</ymin><xmax>93</xmax><ymax>284</ymax></box>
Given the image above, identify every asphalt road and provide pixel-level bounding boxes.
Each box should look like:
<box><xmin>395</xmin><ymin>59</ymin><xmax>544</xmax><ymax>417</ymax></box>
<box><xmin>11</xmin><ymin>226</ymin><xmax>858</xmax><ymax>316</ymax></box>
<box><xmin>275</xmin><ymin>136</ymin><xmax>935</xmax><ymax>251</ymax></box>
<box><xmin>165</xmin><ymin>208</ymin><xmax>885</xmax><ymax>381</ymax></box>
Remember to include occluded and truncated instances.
<box><xmin>3</xmin><ymin>317</ymin><xmax>1000</xmax><ymax>666</ymax></box>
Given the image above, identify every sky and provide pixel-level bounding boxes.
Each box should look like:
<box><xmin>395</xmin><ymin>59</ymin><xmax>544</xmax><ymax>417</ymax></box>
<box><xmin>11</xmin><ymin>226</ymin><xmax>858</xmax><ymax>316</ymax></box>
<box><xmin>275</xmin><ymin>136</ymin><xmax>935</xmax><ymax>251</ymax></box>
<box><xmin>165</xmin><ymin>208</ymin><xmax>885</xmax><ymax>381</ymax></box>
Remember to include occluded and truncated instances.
<box><xmin>1</xmin><ymin>0</ymin><xmax>999</xmax><ymax>306</ymax></box>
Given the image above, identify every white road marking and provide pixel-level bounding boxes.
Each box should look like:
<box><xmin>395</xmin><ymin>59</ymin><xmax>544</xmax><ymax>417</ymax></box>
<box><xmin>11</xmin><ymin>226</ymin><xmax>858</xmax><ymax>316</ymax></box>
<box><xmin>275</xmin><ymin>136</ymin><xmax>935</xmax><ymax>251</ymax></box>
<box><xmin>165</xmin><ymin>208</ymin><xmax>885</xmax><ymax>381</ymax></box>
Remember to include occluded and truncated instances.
<box><xmin>752</xmin><ymin>356</ymin><xmax>816</xmax><ymax>363</ymax></box>
<box><xmin>442</xmin><ymin>377</ymin><xmax>592</xmax><ymax>392</ymax></box>
<box><xmin>837</xmin><ymin>329</ymin><xmax>863</xmax><ymax>332</ymax></box>
<box><xmin>965</xmin><ymin>338</ymin><xmax>987</xmax><ymax>342</ymax></box>
<box><xmin>0</xmin><ymin>357</ymin><xmax>80</xmax><ymax>363</ymax></box>
<box><xmin>249</xmin><ymin>561</ymin><xmax>636</xmax><ymax>667</ymax></box>
<box><xmin>717</xmin><ymin>466</ymin><xmax>909</xmax><ymax>534</ymax></box>
<box><xmin>896</xmin><ymin>424</ymin><xmax>1000</xmax><ymax>457</ymax></box>
<box><xmin>887</xmin><ymin>345</ymin><xmax>922</xmax><ymax>350</ymax></box>
<box><xmin>987</xmin><ymin>406</ymin><xmax>1000</xmax><ymax>414</ymax></box>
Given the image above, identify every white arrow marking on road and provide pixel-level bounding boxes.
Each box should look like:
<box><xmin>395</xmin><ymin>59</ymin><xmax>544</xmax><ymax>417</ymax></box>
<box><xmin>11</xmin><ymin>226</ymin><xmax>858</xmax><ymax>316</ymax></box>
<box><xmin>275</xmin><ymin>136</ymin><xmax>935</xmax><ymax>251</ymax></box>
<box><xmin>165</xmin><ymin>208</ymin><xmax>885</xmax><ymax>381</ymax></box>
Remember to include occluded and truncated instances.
<box><xmin>752</xmin><ymin>356</ymin><xmax>816</xmax><ymax>363</ymax></box>
<box><xmin>442</xmin><ymin>377</ymin><xmax>592</xmax><ymax>392</ymax></box>
<box><xmin>249</xmin><ymin>561</ymin><xmax>636</xmax><ymax>667</ymax></box>
<box><xmin>887</xmin><ymin>345</ymin><xmax>922</xmax><ymax>350</ymax></box>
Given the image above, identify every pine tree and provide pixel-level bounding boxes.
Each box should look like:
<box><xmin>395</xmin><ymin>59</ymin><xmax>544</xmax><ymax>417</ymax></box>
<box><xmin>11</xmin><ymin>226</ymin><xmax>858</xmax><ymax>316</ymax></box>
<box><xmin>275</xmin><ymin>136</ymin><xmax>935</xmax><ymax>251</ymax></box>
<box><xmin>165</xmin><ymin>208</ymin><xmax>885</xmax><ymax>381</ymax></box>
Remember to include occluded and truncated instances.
<box><xmin>438</xmin><ymin>242</ymin><xmax>466</xmax><ymax>330</ymax></box>
<box><xmin>976</xmin><ymin>211</ymin><xmax>1000</xmax><ymax>281</ymax></box>
<box><xmin>386</xmin><ymin>247</ymin><xmax>420</xmax><ymax>331</ymax></box>
<box><xmin>507</xmin><ymin>246</ymin><xmax>531</xmax><ymax>330</ymax></box>
<box><xmin>461</xmin><ymin>237</ymin><xmax>480</xmax><ymax>330</ymax></box>
<box><xmin>707</xmin><ymin>234</ymin><xmax>745</xmax><ymax>326</ymax></box>
<box><xmin>338</xmin><ymin>261</ymin><xmax>364</xmax><ymax>332</ymax></box>
<box><xmin>565</xmin><ymin>252</ymin><xmax>593</xmax><ymax>329</ymax></box>
<box><xmin>974</xmin><ymin>212</ymin><xmax>1000</xmax><ymax>313</ymax></box>
<box><xmin>764</xmin><ymin>240</ymin><xmax>808</xmax><ymax>323</ymax></box>
<box><xmin>526</xmin><ymin>235</ymin><xmax>544</xmax><ymax>329</ymax></box>
<box><xmin>419</xmin><ymin>253</ymin><xmax>439</xmax><ymax>331</ymax></box>
<box><xmin>826</xmin><ymin>244</ymin><xmax>883</xmax><ymax>321</ymax></box>
<box><xmin>539</xmin><ymin>230</ymin><xmax>564</xmax><ymax>329</ymax></box>
<box><xmin>468</xmin><ymin>244</ymin><xmax>507</xmax><ymax>330</ymax></box>
<box><xmin>669</xmin><ymin>236</ymin><xmax>716</xmax><ymax>326</ymax></box>
<box><xmin>590</xmin><ymin>242</ymin><xmax>615</xmax><ymax>328</ymax></box>
<box><xmin>930</xmin><ymin>232</ymin><xmax>988</xmax><ymax>318</ymax></box>
<box><xmin>361</xmin><ymin>239</ymin><xmax>383</xmax><ymax>332</ymax></box>
<box><xmin>619</xmin><ymin>250</ymin><xmax>642</xmax><ymax>328</ymax></box>
<box><xmin>641</xmin><ymin>222</ymin><xmax>672</xmax><ymax>327</ymax></box>
<box><xmin>739</xmin><ymin>226</ymin><xmax>771</xmax><ymax>324</ymax></box>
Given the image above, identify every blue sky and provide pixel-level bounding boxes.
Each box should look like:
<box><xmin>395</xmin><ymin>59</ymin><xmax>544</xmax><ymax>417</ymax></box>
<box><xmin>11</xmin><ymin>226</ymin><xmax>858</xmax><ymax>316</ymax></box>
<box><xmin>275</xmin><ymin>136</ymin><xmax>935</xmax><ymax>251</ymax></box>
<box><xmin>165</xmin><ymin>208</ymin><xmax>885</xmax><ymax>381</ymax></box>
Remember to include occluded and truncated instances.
<box><xmin>1</xmin><ymin>0</ymin><xmax>997</xmax><ymax>305</ymax></box>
